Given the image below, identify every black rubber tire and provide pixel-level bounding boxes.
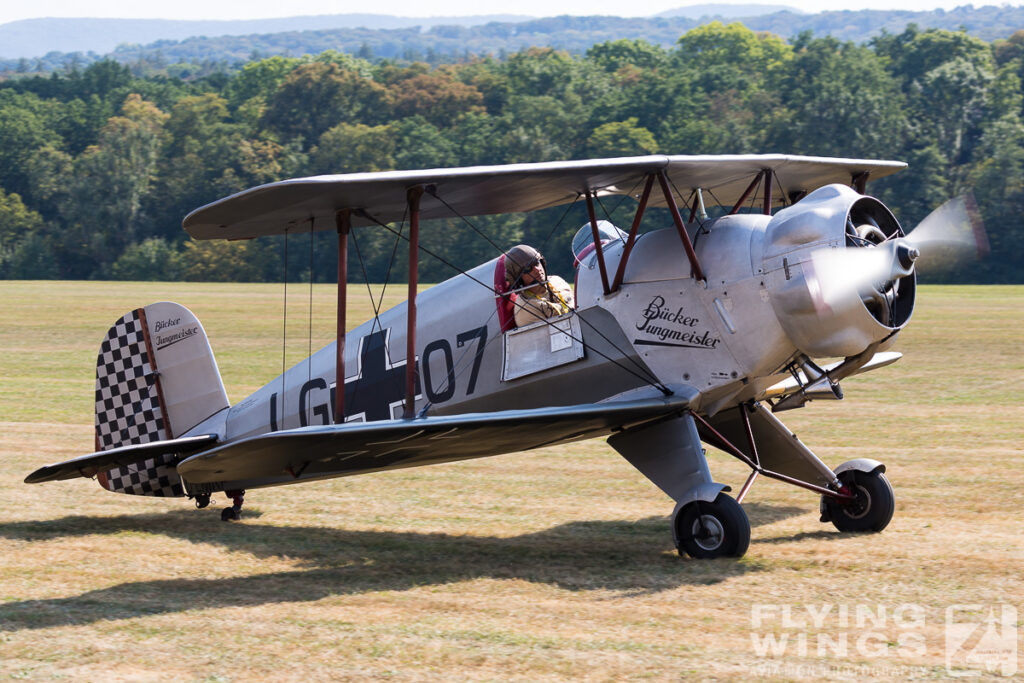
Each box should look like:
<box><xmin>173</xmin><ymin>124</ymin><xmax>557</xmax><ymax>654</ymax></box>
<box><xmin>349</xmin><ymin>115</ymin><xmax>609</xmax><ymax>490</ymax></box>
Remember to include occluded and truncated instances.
<box><xmin>194</xmin><ymin>494</ymin><xmax>210</xmax><ymax>510</ymax></box>
<box><xmin>221</xmin><ymin>507</ymin><xmax>238</xmax><ymax>521</ymax></box>
<box><xmin>673</xmin><ymin>492</ymin><xmax>751</xmax><ymax>559</ymax></box>
<box><xmin>823</xmin><ymin>469</ymin><xmax>894</xmax><ymax>533</ymax></box>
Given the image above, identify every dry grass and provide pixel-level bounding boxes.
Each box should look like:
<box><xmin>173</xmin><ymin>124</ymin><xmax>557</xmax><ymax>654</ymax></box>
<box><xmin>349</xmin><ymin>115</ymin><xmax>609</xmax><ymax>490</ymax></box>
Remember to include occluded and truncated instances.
<box><xmin>0</xmin><ymin>281</ymin><xmax>1021</xmax><ymax>681</ymax></box>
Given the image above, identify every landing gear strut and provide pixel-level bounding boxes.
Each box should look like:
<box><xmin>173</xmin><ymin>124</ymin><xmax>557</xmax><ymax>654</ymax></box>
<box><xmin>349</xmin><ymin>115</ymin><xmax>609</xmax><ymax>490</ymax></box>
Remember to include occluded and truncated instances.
<box><xmin>221</xmin><ymin>489</ymin><xmax>245</xmax><ymax>521</ymax></box>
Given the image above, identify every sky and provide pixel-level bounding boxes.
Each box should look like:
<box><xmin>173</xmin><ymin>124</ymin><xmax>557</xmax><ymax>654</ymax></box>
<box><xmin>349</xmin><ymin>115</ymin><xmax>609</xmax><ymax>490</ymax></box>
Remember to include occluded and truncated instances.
<box><xmin>1</xmin><ymin>0</ymin><xmax>1020</xmax><ymax>25</ymax></box>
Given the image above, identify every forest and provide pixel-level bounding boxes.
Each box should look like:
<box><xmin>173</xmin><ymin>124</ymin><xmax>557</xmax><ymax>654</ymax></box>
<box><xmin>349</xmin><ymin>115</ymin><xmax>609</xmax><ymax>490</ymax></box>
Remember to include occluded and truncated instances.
<box><xmin>0</xmin><ymin>22</ymin><xmax>1022</xmax><ymax>283</ymax></box>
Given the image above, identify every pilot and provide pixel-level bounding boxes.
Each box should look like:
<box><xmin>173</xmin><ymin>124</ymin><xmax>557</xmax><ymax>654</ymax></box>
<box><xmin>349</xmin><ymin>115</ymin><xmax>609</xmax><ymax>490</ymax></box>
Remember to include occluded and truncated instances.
<box><xmin>505</xmin><ymin>244</ymin><xmax>574</xmax><ymax>327</ymax></box>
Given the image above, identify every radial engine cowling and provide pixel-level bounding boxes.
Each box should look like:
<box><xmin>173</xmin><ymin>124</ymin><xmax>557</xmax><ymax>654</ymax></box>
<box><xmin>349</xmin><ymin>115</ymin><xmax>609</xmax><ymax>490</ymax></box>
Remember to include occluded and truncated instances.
<box><xmin>763</xmin><ymin>184</ymin><xmax>916</xmax><ymax>359</ymax></box>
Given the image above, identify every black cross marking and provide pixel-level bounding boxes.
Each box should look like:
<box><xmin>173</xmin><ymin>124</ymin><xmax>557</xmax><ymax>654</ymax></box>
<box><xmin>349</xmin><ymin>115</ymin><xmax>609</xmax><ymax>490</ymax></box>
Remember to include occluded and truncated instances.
<box><xmin>333</xmin><ymin>329</ymin><xmax>420</xmax><ymax>422</ymax></box>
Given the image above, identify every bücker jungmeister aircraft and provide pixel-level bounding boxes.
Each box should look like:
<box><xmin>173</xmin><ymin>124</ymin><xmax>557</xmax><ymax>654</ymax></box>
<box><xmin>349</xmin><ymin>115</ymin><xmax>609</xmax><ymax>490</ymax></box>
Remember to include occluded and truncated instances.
<box><xmin>26</xmin><ymin>154</ymin><xmax>986</xmax><ymax>559</ymax></box>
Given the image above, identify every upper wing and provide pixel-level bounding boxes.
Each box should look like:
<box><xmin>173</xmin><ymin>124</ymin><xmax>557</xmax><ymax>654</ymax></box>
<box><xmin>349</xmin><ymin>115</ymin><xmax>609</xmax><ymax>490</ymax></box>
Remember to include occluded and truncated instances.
<box><xmin>176</xmin><ymin>393</ymin><xmax>693</xmax><ymax>490</ymax></box>
<box><xmin>25</xmin><ymin>434</ymin><xmax>219</xmax><ymax>484</ymax></box>
<box><xmin>183</xmin><ymin>154</ymin><xmax>906</xmax><ymax>241</ymax></box>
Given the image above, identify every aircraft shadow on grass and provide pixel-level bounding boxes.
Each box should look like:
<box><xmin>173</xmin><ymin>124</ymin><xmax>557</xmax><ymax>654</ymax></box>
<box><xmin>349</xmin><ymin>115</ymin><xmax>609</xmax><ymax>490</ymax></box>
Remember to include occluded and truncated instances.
<box><xmin>0</xmin><ymin>502</ymin><xmax>806</xmax><ymax>632</ymax></box>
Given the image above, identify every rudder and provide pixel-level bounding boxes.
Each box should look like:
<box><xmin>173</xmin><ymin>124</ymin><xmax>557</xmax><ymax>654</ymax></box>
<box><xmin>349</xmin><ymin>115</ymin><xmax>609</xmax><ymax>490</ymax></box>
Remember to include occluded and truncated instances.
<box><xmin>95</xmin><ymin>302</ymin><xmax>228</xmax><ymax>497</ymax></box>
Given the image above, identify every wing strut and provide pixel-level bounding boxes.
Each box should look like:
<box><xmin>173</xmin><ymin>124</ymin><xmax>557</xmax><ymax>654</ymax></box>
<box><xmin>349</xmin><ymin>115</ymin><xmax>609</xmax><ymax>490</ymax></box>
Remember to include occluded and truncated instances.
<box><xmin>405</xmin><ymin>186</ymin><xmax>424</xmax><ymax>418</ymax></box>
<box><xmin>584</xmin><ymin>190</ymin><xmax>612</xmax><ymax>295</ymax></box>
<box><xmin>335</xmin><ymin>209</ymin><xmax>351</xmax><ymax>424</ymax></box>
<box><xmin>610</xmin><ymin>174</ymin><xmax>654</xmax><ymax>293</ymax></box>
<box><xmin>657</xmin><ymin>170</ymin><xmax>706</xmax><ymax>283</ymax></box>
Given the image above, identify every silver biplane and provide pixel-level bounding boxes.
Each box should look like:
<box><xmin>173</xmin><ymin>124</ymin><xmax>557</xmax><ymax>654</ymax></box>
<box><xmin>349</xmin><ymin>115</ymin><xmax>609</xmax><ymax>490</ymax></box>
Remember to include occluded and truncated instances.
<box><xmin>27</xmin><ymin>154</ymin><xmax>985</xmax><ymax>559</ymax></box>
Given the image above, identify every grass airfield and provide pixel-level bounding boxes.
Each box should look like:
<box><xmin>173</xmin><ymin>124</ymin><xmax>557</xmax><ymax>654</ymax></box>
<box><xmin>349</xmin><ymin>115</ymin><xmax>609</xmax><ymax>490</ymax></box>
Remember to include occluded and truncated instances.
<box><xmin>1</xmin><ymin>281</ymin><xmax>1021</xmax><ymax>681</ymax></box>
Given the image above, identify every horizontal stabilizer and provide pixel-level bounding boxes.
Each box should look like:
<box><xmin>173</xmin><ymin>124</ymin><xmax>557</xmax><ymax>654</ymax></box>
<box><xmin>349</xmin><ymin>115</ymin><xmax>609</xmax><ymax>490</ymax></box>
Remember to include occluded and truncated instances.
<box><xmin>25</xmin><ymin>434</ymin><xmax>219</xmax><ymax>484</ymax></box>
<box><xmin>177</xmin><ymin>394</ymin><xmax>693</xmax><ymax>489</ymax></box>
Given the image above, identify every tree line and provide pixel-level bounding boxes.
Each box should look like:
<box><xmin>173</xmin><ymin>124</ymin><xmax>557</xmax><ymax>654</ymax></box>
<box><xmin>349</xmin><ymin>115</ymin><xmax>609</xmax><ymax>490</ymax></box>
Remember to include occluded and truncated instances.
<box><xmin>6</xmin><ymin>6</ymin><xmax>1024</xmax><ymax>76</ymax></box>
<box><xmin>0</xmin><ymin>22</ymin><xmax>1022</xmax><ymax>283</ymax></box>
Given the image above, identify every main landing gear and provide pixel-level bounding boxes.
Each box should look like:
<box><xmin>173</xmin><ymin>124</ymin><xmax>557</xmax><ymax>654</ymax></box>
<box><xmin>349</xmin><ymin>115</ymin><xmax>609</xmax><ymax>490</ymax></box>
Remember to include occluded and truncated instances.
<box><xmin>673</xmin><ymin>492</ymin><xmax>751</xmax><ymax>559</ymax></box>
<box><xmin>608</xmin><ymin>411</ymin><xmax>752</xmax><ymax>559</ymax></box>
<box><xmin>611</xmin><ymin>401</ymin><xmax>897</xmax><ymax>559</ymax></box>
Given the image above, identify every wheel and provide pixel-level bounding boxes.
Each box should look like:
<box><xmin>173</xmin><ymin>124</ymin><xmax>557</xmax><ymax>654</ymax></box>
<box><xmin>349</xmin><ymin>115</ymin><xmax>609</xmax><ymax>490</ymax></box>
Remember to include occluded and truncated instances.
<box><xmin>673</xmin><ymin>492</ymin><xmax>750</xmax><ymax>559</ymax></box>
<box><xmin>221</xmin><ymin>507</ymin><xmax>238</xmax><ymax>521</ymax></box>
<box><xmin>194</xmin><ymin>494</ymin><xmax>210</xmax><ymax>509</ymax></box>
<box><xmin>822</xmin><ymin>469</ymin><xmax>894</xmax><ymax>533</ymax></box>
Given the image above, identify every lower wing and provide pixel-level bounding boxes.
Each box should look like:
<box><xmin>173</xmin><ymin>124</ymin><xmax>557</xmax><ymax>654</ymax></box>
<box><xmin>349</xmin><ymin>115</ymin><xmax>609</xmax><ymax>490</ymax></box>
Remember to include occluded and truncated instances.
<box><xmin>176</xmin><ymin>394</ymin><xmax>693</xmax><ymax>491</ymax></box>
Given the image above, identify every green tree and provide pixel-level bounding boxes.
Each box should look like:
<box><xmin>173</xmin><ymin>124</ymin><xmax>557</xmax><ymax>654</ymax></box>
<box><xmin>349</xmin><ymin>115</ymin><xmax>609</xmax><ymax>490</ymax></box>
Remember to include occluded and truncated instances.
<box><xmin>676</xmin><ymin>22</ymin><xmax>791</xmax><ymax>93</ymax></box>
<box><xmin>913</xmin><ymin>57</ymin><xmax>994</xmax><ymax>168</ymax></box>
<box><xmin>769</xmin><ymin>38</ymin><xmax>907</xmax><ymax>159</ymax></box>
<box><xmin>0</xmin><ymin>92</ymin><xmax>59</xmax><ymax>197</ymax></box>
<box><xmin>0</xmin><ymin>189</ymin><xmax>45</xmax><ymax>276</ymax></box>
<box><xmin>585</xmin><ymin>118</ymin><xmax>658</xmax><ymax>157</ymax></box>
<box><xmin>586</xmin><ymin>39</ymin><xmax>668</xmax><ymax>73</ymax></box>
<box><xmin>390</xmin><ymin>116</ymin><xmax>458</xmax><ymax>170</ymax></box>
<box><xmin>499</xmin><ymin>95</ymin><xmax>582</xmax><ymax>162</ymax></box>
<box><xmin>178</xmin><ymin>239</ymin><xmax>266</xmax><ymax>281</ymax></box>
<box><xmin>449</xmin><ymin>111</ymin><xmax>504</xmax><ymax>166</ymax></box>
<box><xmin>260</xmin><ymin>62</ymin><xmax>392</xmax><ymax>147</ymax></box>
<box><xmin>873</xmin><ymin>26</ymin><xmax>993</xmax><ymax>91</ymax></box>
<box><xmin>109</xmin><ymin>237</ymin><xmax>182</xmax><ymax>280</ymax></box>
<box><xmin>385</xmin><ymin>67</ymin><xmax>485</xmax><ymax>128</ymax></box>
<box><xmin>311</xmin><ymin>122</ymin><xmax>396</xmax><ymax>174</ymax></box>
<box><xmin>226</xmin><ymin>55</ymin><xmax>303</xmax><ymax>110</ymax></box>
<box><xmin>502</xmin><ymin>48</ymin><xmax>578</xmax><ymax>100</ymax></box>
<box><xmin>967</xmin><ymin>115</ymin><xmax>1024</xmax><ymax>282</ymax></box>
<box><xmin>60</xmin><ymin>94</ymin><xmax>169</xmax><ymax>277</ymax></box>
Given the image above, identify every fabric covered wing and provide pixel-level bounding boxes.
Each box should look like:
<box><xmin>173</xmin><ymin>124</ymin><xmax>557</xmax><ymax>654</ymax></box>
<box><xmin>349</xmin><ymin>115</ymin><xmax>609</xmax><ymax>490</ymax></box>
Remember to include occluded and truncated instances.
<box><xmin>25</xmin><ymin>434</ymin><xmax>219</xmax><ymax>484</ymax></box>
<box><xmin>183</xmin><ymin>155</ymin><xmax>906</xmax><ymax>241</ymax></box>
<box><xmin>176</xmin><ymin>395</ymin><xmax>692</xmax><ymax>490</ymax></box>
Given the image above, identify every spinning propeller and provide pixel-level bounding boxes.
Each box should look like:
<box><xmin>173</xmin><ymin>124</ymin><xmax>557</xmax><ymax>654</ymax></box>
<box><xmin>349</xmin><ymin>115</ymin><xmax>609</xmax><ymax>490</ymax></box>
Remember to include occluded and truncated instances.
<box><xmin>808</xmin><ymin>193</ymin><xmax>988</xmax><ymax>323</ymax></box>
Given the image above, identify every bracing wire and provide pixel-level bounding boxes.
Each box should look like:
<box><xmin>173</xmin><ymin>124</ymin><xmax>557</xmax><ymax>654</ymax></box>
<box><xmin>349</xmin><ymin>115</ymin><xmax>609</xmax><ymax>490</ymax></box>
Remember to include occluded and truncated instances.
<box><xmin>603</xmin><ymin>177</ymin><xmax>645</xmax><ymax>220</ymax></box>
<box><xmin>374</xmin><ymin>207</ymin><xmax>408</xmax><ymax>329</ymax></box>
<box><xmin>771</xmin><ymin>169</ymin><xmax>790</xmax><ymax>209</ymax></box>
<box><xmin>705</xmin><ymin>187</ymin><xmax>727</xmax><ymax>217</ymax></box>
<box><xmin>427</xmin><ymin>189</ymin><xmax>508</xmax><ymax>255</ymax></box>
<box><xmin>349</xmin><ymin>227</ymin><xmax>384</xmax><ymax>323</ymax></box>
<box><xmin>417</xmin><ymin>307</ymin><xmax>502</xmax><ymax>417</ymax></box>
<box><xmin>539</xmin><ymin>195</ymin><xmax>582</xmax><ymax>255</ymax></box>
<box><xmin>346</xmin><ymin>207</ymin><xmax>408</xmax><ymax>420</ymax></box>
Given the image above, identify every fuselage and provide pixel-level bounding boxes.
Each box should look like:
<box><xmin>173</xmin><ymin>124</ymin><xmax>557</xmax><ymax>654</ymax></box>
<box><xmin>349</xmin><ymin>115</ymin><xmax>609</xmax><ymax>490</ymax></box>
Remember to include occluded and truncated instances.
<box><xmin>217</xmin><ymin>220</ymin><xmax>787</xmax><ymax>444</ymax></box>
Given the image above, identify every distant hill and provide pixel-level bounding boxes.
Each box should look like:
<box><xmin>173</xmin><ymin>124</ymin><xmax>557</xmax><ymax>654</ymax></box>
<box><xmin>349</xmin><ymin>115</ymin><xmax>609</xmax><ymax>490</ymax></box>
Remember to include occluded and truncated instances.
<box><xmin>2</xmin><ymin>5</ymin><xmax>1022</xmax><ymax>73</ymax></box>
<box><xmin>655</xmin><ymin>4</ymin><xmax>801</xmax><ymax>19</ymax></box>
<box><xmin>0</xmin><ymin>14</ymin><xmax>533</xmax><ymax>59</ymax></box>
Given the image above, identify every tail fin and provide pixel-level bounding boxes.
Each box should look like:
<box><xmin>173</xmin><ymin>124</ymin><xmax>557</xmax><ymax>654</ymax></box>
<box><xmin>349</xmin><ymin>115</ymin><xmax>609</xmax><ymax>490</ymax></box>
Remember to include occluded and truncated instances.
<box><xmin>95</xmin><ymin>302</ymin><xmax>228</xmax><ymax>497</ymax></box>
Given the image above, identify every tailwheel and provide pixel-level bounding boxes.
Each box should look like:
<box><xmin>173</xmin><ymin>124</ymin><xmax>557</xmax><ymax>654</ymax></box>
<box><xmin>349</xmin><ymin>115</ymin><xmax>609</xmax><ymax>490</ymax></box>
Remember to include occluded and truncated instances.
<box><xmin>220</xmin><ymin>489</ymin><xmax>245</xmax><ymax>522</ymax></box>
<box><xmin>673</xmin><ymin>492</ymin><xmax>750</xmax><ymax>559</ymax></box>
<box><xmin>193</xmin><ymin>494</ymin><xmax>210</xmax><ymax>509</ymax></box>
<box><xmin>822</xmin><ymin>469</ymin><xmax>894</xmax><ymax>533</ymax></box>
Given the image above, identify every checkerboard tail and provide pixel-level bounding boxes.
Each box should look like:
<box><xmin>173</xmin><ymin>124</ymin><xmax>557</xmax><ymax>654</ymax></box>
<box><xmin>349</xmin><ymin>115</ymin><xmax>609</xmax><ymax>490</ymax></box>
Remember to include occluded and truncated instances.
<box><xmin>94</xmin><ymin>303</ymin><xmax>228</xmax><ymax>498</ymax></box>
